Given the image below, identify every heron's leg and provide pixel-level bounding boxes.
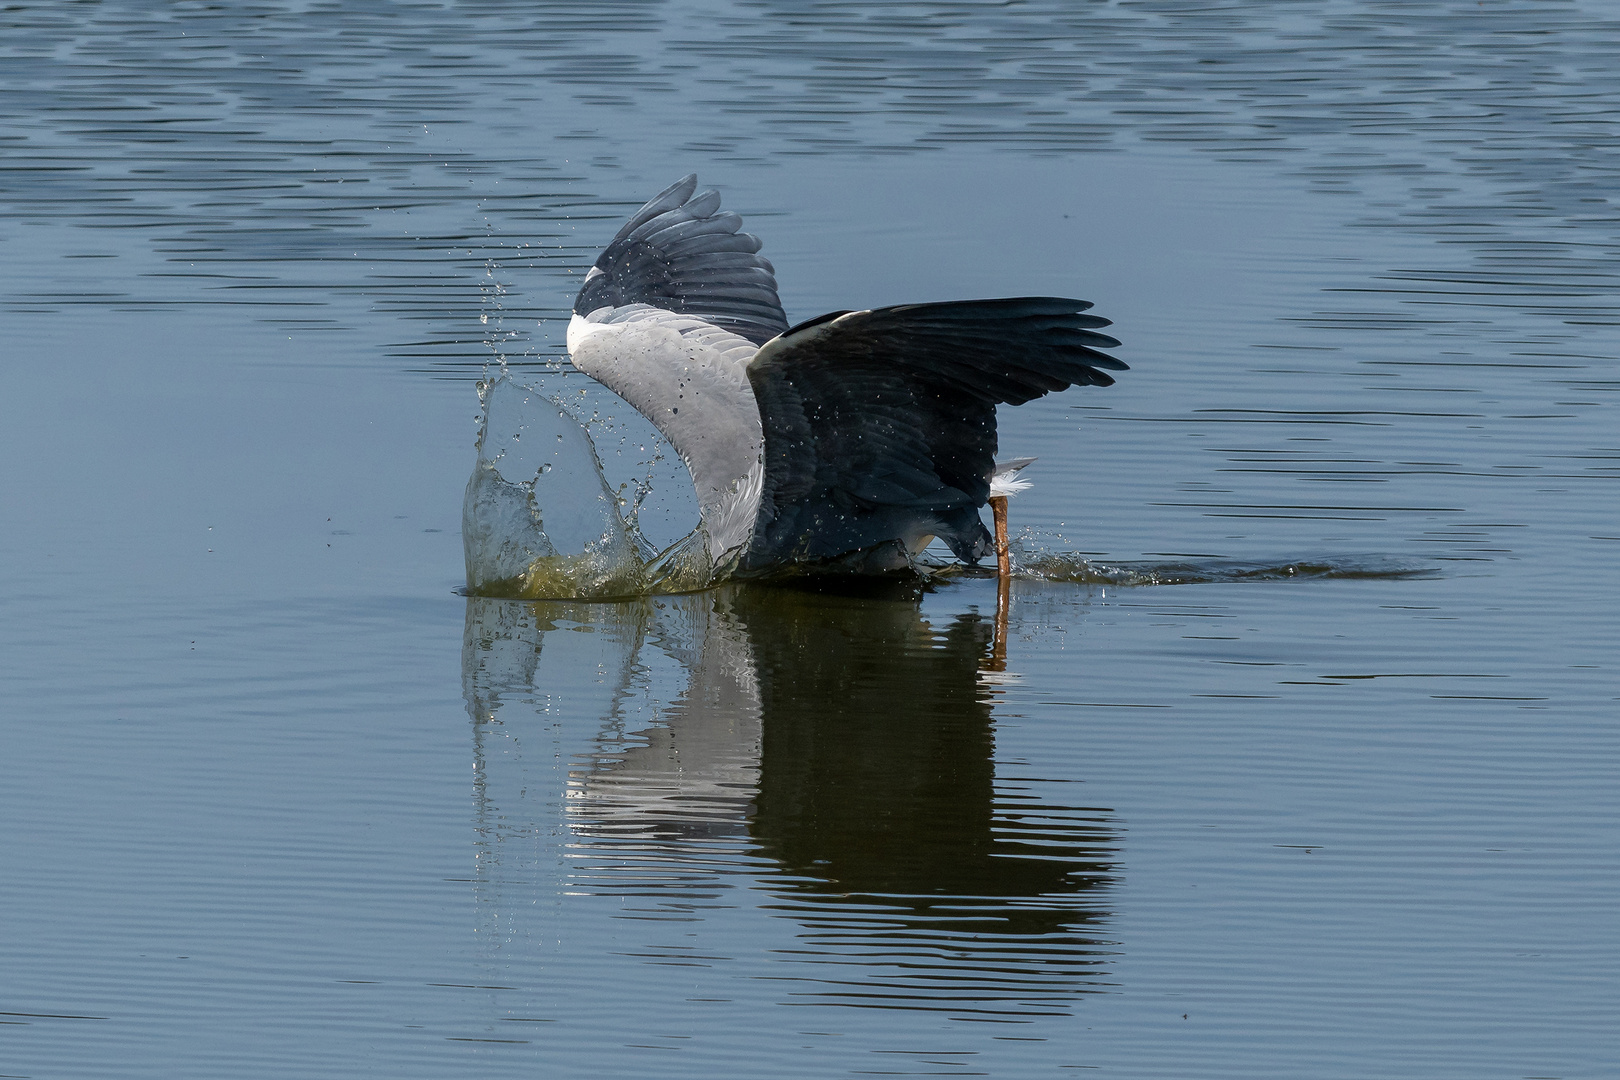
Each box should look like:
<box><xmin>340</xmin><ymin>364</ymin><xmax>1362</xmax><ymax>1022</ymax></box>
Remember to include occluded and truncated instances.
<box><xmin>990</xmin><ymin>495</ymin><xmax>1011</xmax><ymax>580</ymax></box>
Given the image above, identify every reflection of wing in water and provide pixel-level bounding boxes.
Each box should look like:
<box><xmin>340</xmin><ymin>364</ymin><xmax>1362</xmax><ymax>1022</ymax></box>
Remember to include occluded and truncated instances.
<box><xmin>733</xmin><ymin>587</ymin><xmax>1118</xmax><ymax>1016</ymax></box>
<box><xmin>462</xmin><ymin>594</ymin><xmax>759</xmax><ymax>915</ymax></box>
<box><xmin>565</xmin><ymin>591</ymin><xmax>761</xmax><ymax>849</ymax></box>
<box><xmin>461</xmin><ymin>586</ymin><xmax>1118</xmax><ymax>1016</ymax></box>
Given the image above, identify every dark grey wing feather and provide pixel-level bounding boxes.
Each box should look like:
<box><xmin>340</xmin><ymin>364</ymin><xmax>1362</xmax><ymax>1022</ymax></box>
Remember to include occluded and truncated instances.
<box><xmin>574</xmin><ymin>175</ymin><xmax>789</xmax><ymax>346</ymax></box>
<box><xmin>743</xmin><ymin>297</ymin><xmax>1127</xmax><ymax>567</ymax></box>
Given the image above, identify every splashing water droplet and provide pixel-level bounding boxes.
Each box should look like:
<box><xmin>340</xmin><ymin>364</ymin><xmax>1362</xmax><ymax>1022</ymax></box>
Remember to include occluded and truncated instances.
<box><xmin>462</xmin><ymin>376</ymin><xmax>714</xmax><ymax>599</ymax></box>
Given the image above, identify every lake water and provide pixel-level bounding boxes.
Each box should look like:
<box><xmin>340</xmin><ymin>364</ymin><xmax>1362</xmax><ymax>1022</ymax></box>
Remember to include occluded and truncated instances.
<box><xmin>2</xmin><ymin>2</ymin><xmax>1617</xmax><ymax>1077</ymax></box>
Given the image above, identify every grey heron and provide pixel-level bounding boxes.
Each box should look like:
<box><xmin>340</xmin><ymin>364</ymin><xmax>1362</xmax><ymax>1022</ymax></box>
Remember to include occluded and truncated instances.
<box><xmin>566</xmin><ymin>175</ymin><xmax>1127</xmax><ymax>575</ymax></box>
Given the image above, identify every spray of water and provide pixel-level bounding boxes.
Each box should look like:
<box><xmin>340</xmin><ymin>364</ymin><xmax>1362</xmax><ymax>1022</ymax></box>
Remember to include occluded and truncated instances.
<box><xmin>462</xmin><ymin>376</ymin><xmax>715</xmax><ymax>599</ymax></box>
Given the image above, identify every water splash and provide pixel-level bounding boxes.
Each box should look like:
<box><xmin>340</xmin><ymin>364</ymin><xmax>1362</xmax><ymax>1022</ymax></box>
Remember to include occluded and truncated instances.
<box><xmin>1015</xmin><ymin>547</ymin><xmax>1438</xmax><ymax>587</ymax></box>
<box><xmin>462</xmin><ymin>375</ymin><xmax>714</xmax><ymax>599</ymax></box>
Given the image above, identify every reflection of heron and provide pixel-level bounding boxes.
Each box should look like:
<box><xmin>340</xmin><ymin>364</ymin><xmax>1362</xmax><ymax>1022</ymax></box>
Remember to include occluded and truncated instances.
<box><xmin>736</xmin><ymin>587</ymin><xmax>1117</xmax><ymax>1013</ymax></box>
<box><xmin>462</xmin><ymin>585</ymin><xmax>1119</xmax><ymax>1016</ymax></box>
<box><xmin>565</xmin><ymin>175</ymin><xmax>1128</xmax><ymax>573</ymax></box>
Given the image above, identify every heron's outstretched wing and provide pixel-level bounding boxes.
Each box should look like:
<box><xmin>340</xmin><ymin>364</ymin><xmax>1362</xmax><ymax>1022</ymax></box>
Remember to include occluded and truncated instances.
<box><xmin>743</xmin><ymin>297</ymin><xmax>1125</xmax><ymax>566</ymax></box>
<box><xmin>573</xmin><ymin>174</ymin><xmax>789</xmax><ymax>346</ymax></box>
<box><xmin>568</xmin><ymin>305</ymin><xmax>765</xmax><ymax>563</ymax></box>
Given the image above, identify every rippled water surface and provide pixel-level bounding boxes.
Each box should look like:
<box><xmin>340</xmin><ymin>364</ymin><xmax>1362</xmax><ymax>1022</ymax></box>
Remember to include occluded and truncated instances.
<box><xmin>2</xmin><ymin>2</ymin><xmax>1616</xmax><ymax>1077</ymax></box>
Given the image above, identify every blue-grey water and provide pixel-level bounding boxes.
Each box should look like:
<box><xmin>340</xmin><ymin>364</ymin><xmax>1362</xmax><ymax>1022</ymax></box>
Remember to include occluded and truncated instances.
<box><xmin>2</xmin><ymin>2</ymin><xmax>1617</xmax><ymax>1077</ymax></box>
